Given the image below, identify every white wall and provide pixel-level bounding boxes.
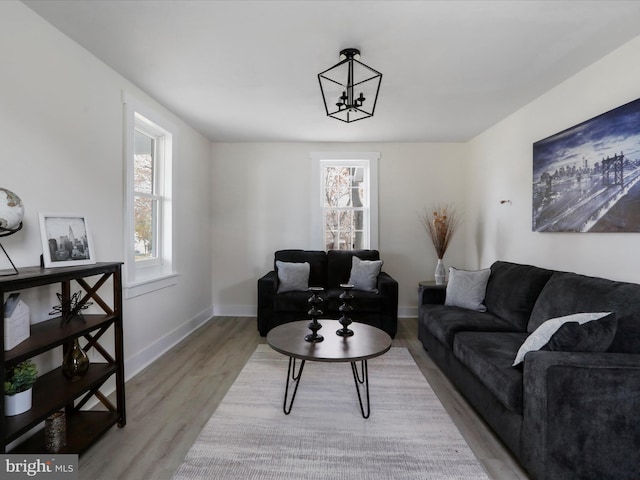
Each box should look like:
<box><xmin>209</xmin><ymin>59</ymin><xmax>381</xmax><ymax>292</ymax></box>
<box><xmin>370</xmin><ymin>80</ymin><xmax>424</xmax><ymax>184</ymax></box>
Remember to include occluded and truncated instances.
<box><xmin>466</xmin><ymin>34</ymin><xmax>640</xmax><ymax>283</ymax></box>
<box><xmin>0</xmin><ymin>2</ymin><xmax>212</xmax><ymax>377</ymax></box>
<box><xmin>211</xmin><ymin>142</ymin><xmax>467</xmax><ymax>316</ymax></box>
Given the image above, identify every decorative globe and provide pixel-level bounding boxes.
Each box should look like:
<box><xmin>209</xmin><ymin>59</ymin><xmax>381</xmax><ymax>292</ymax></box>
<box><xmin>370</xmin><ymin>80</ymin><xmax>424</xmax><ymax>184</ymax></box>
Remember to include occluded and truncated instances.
<box><xmin>0</xmin><ymin>188</ymin><xmax>24</xmax><ymax>233</ymax></box>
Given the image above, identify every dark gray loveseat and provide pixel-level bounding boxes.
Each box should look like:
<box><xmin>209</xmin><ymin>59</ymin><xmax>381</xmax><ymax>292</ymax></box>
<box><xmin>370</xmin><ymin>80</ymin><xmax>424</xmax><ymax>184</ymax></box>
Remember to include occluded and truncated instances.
<box><xmin>258</xmin><ymin>249</ymin><xmax>398</xmax><ymax>337</ymax></box>
<box><xmin>418</xmin><ymin>261</ymin><xmax>640</xmax><ymax>480</ymax></box>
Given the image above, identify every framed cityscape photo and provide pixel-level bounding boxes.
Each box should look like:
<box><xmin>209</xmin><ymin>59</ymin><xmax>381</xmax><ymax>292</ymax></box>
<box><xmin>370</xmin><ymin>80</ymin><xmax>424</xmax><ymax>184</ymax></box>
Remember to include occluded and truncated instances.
<box><xmin>533</xmin><ymin>97</ymin><xmax>640</xmax><ymax>232</ymax></box>
<box><xmin>39</xmin><ymin>213</ymin><xmax>96</xmax><ymax>268</ymax></box>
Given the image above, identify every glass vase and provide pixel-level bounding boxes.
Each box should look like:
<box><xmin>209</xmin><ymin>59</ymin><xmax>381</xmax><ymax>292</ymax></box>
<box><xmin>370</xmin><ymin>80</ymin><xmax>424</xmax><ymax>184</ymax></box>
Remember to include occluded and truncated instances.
<box><xmin>435</xmin><ymin>258</ymin><xmax>446</xmax><ymax>285</ymax></box>
<box><xmin>62</xmin><ymin>338</ymin><xmax>89</xmax><ymax>381</ymax></box>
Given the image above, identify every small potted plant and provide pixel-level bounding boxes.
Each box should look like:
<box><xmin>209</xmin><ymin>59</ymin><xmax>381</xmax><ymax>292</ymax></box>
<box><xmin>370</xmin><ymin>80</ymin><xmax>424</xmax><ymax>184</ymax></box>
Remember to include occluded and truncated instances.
<box><xmin>4</xmin><ymin>360</ymin><xmax>38</xmax><ymax>416</ymax></box>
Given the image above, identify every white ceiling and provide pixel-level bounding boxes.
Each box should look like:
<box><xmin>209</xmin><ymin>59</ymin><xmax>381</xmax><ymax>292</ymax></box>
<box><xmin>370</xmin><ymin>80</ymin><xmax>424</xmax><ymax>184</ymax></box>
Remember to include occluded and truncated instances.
<box><xmin>22</xmin><ymin>0</ymin><xmax>640</xmax><ymax>143</ymax></box>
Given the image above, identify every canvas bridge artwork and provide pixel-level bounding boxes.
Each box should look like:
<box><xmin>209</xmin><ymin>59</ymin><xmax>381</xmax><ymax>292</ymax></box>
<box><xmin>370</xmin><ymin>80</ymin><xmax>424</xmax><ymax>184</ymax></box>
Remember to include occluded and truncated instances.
<box><xmin>533</xmin><ymin>97</ymin><xmax>640</xmax><ymax>232</ymax></box>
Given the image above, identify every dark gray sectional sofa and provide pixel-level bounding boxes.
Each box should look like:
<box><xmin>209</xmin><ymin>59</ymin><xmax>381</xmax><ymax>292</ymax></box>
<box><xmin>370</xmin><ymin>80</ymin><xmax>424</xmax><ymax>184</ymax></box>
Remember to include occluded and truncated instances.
<box><xmin>418</xmin><ymin>261</ymin><xmax>640</xmax><ymax>480</ymax></box>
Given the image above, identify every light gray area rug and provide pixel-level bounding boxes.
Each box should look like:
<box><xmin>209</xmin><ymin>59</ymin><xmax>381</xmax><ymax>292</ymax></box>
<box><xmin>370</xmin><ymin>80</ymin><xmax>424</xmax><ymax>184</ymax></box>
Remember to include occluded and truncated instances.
<box><xmin>173</xmin><ymin>344</ymin><xmax>489</xmax><ymax>479</ymax></box>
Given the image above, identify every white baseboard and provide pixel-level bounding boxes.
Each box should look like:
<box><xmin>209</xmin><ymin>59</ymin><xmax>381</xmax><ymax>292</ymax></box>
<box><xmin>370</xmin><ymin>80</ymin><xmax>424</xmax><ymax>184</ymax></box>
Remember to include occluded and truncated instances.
<box><xmin>124</xmin><ymin>305</ymin><xmax>213</xmax><ymax>381</ymax></box>
<box><xmin>398</xmin><ymin>306</ymin><xmax>417</xmax><ymax>318</ymax></box>
<box><xmin>212</xmin><ymin>305</ymin><xmax>417</xmax><ymax>319</ymax></box>
<box><xmin>213</xmin><ymin>304</ymin><xmax>257</xmax><ymax>317</ymax></box>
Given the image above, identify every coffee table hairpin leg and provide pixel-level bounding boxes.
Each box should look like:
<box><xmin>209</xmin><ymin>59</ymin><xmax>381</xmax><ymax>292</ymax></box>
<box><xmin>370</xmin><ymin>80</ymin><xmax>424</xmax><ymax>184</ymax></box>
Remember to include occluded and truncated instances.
<box><xmin>351</xmin><ymin>360</ymin><xmax>371</xmax><ymax>419</ymax></box>
<box><xmin>282</xmin><ymin>357</ymin><xmax>370</xmax><ymax>418</ymax></box>
<box><xmin>283</xmin><ymin>357</ymin><xmax>306</xmax><ymax>414</ymax></box>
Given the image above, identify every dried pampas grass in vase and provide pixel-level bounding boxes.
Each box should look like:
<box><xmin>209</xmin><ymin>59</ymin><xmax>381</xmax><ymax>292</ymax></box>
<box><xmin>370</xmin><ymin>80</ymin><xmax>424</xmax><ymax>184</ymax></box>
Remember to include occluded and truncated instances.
<box><xmin>421</xmin><ymin>204</ymin><xmax>460</xmax><ymax>284</ymax></box>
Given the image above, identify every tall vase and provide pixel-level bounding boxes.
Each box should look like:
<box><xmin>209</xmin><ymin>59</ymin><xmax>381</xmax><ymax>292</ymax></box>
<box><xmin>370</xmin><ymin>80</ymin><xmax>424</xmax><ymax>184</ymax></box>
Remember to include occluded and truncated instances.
<box><xmin>62</xmin><ymin>338</ymin><xmax>89</xmax><ymax>381</ymax></box>
<box><xmin>435</xmin><ymin>258</ymin><xmax>446</xmax><ymax>285</ymax></box>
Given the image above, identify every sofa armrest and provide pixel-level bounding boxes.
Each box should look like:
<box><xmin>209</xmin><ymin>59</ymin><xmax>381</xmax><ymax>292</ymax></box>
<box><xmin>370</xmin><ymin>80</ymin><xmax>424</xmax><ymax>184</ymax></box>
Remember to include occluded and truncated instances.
<box><xmin>377</xmin><ymin>272</ymin><xmax>398</xmax><ymax>336</ymax></box>
<box><xmin>258</xmin><ymin>270</ymin><xmax>278</xmax><ymax>293</ymax></box>
<box><xmin>257</xmin><ymin>271</ymin><xmax>278</xmax><ymax>335</ymax></box>
<box><xmin>418</xmin><ymin>282</ymin><xmax>446</xmax><ymax>305</ymax></box>
<box><xmin>522</xmin><ymin>351</ymin><xmax>640</xmax><ymax>480</ymax></box>
<box><xmin>377</xmin><ymin>271</ymin><xmax>397</xmax><ymax>296</ymax></box>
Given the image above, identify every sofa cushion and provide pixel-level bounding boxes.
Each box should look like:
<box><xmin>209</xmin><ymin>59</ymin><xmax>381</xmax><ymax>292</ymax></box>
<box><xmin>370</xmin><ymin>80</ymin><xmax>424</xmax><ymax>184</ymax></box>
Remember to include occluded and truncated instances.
<box><xmin>276</xmin><ymin>260</ymin><xmax>310</xmax><ymax>293</ymax></box>
<box><xmin>484</xmin><ymin>261</ymin><xmax>554</xmax><ymax>331</ymax></box>
<box><xmin>348</xmin><ymin>256</ymin><xmax>383</xmax><ymax>292</ymax></box>
<box><xmin>327</xmin><ymin>249</ymin><xmax>380</xmax><ymax>289</ymax></box>
<box><xmin>453</xmin><ymin>332</ymin><xmax>528</xmax><ymax>413</ymax></box>
<box><xmin>445</xmin><ymin>267</ymin><xmax>491</xmax><ymax>312</ymax></box>
<box><xmin>513</xmin><ymin>312</ymin><xmax>616</xmax><ymax>366</ymax></box>
<box><xmin>274</xmin><ymin>250</ymin><xmax>327</xmax><ymax>288</ymax></box>
<box><xmin>529</xmin><ymin>271</ymin><xmax>640</xmax><ymax>353</ymax></box>
<box><xmin>421</xmin><ymin>304</ymin><xmax>522</xmax><ymax>348</ymax></box>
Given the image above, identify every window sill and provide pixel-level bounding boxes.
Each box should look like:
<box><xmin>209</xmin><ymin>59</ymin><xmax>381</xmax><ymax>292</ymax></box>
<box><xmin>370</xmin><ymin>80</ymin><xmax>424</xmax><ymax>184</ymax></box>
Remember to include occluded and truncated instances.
<box><xmin>124</xmin><ymin>272</ymin><xmax>179</xmax><ymax>299</ymax></box>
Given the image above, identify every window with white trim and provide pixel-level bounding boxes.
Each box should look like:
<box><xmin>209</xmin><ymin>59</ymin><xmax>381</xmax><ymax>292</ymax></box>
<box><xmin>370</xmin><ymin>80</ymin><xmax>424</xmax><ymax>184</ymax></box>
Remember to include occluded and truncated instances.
<box><xmin>311</xmin><ymin>152</ymin><xmax>379</xmax><ymax>250</ymax></box>
<box><xmin>123</xmin><ymin>92</ymin><xmax>176</xmax><ymax>297</ymax></box>
<box><xmin>133</xmin><ymin>120</ymin><xmax>163</xmax><ymax>263</ymax></box>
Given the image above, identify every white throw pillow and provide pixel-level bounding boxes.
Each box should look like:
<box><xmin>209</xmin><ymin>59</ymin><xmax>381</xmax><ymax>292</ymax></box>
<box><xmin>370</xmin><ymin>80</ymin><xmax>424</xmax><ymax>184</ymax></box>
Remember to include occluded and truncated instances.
<box><xmin>276</xmin><ymin>261</ymin><xmax>310</xmax><ymax>293</ymax></box>
<box><xmin>445</xmin><ymin>267</ymin><xmax>491</xmax><ymax>312</ymax></box>
<box><xmin>512</xmin><ymin>312</ymin><xmax>613</xmax><ymax>366</ymax></box>
<box><xmin>348</xmin><ymin>256</ymin><xmax>383</xmax><ymax>292</ymax></box>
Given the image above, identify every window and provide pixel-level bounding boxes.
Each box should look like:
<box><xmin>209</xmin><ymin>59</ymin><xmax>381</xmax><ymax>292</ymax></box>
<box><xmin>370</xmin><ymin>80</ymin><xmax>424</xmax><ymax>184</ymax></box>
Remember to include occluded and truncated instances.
<box><xmin>311</xmin><ymin>152</ymin><xmax>379</xmax><ymax>250</ymax></box>
<box><xmin>123</xmin><ymin>92</ymin><xmax>177</xmax><ymax>297</ymax></box>
<box><xmin>322</xmin><ymin>161</ymin><xmax>368</xmax><ymax>250</ymax></box>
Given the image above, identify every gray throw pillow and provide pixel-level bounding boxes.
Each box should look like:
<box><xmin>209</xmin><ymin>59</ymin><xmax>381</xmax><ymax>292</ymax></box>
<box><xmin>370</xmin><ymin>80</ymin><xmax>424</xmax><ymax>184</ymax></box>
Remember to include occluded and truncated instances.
<box><xmin>444</xmin><ymin>267</ymin><xmax>491</xmax><ymax>312</ymax></box>
<box><xmin>276</xmin><ymin>261</ymin><xmax>310</xmax><ymax>293</ymax></box>
<box><xmin>348</xmin><ymin>256</ymin><xmax>383</xmax><ymax>292</ymax></box>
<box><xmin>512</xmin><ymin>312</ymin><xmax>615</xmax><ymax>366</ymax></box>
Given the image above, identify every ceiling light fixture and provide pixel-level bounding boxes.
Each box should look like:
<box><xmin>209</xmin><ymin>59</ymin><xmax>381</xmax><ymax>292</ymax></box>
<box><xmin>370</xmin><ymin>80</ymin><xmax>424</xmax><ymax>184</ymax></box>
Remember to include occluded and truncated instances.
<box><xmin>318</xmin><ymin>48</ymin><xmax>382</xmax><ymax>123</ymax></box>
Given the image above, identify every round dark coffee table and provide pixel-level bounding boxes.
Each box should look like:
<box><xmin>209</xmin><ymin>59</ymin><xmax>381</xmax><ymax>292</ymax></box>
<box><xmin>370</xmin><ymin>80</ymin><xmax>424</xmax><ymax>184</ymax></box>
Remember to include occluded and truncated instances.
<box><xmin>267</xmin><ymin>319</ymin><xmax>392</xmax><ymax>418</ymax></box>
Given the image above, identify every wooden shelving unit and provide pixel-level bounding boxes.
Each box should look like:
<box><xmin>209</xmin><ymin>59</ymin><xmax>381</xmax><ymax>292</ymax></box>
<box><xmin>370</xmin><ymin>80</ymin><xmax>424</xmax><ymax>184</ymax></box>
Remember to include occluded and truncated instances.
<box><xmin>1</xmin><ymin>262</ymin><xmax>125</xmax><ymax>454</ymax></box>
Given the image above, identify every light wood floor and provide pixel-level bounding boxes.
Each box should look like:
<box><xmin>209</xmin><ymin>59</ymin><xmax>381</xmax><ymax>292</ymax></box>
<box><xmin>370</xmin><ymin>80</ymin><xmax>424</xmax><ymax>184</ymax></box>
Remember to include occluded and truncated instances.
<box><xmin>79</xmin><ymin>317</ymin><xmax>530</xmax><ymax>480</ymax></box>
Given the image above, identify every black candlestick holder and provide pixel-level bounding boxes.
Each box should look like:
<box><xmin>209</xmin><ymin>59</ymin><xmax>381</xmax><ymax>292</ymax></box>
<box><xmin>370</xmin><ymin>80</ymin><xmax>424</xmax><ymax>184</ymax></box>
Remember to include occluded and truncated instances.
<box><xmin>305</xmin><ymin>286</ymin><xmax>325</xmax><ymax>342</ymax></box>
<box><xmin>336</xmin><ymin>283</ymin><xmax>355</xmax><ymax>337</ymax></box>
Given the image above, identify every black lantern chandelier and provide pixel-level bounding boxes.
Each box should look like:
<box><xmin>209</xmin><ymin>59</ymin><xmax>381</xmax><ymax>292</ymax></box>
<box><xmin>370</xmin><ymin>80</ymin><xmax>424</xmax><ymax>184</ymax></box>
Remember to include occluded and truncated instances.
<box><xmin>318</xmin><ymin>48</ymin><xmax>382</xmax><ymax>123</ymax></box>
